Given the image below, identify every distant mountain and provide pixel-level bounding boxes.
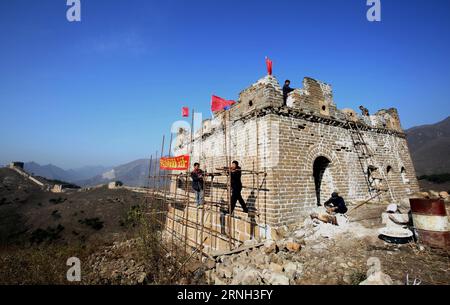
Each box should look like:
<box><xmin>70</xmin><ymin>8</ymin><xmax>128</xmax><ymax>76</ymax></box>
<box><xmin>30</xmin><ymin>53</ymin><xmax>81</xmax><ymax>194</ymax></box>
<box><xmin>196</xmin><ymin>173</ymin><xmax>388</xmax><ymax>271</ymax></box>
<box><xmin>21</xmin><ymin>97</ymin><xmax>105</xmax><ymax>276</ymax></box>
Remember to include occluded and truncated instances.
<box><xmin>406</xmin><ymin>116</ymin><xmax>450</xmax><ymax>176</ymax></box>
<box><xmin>68</xmin><ymin>165</ymin><xmax>113</xmax><ymax>181</ymax></box>
<box><xmin>23</xmin><ymin>162</ymin><xmax>111</xmax><ymax>184</ymax></box>
<box><xmin>76</xmin><ymin>159</ymin><xmax>160</xmax><ymax>187</ymax></box>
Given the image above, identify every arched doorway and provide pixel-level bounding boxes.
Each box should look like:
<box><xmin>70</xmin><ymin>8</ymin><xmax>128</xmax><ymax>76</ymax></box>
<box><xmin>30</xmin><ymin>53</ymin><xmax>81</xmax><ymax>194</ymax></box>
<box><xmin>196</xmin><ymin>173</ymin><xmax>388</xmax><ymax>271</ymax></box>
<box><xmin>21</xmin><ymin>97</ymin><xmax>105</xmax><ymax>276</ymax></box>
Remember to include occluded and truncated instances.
<box><xmin>401</xmin><ymin>167</ymin><xmax>408</xmax><ymax>184</ymax></box>
<box><xmin>313</xmin><ymin>156</ymin><xmax>332</xmax><ymax>206</ymax></box>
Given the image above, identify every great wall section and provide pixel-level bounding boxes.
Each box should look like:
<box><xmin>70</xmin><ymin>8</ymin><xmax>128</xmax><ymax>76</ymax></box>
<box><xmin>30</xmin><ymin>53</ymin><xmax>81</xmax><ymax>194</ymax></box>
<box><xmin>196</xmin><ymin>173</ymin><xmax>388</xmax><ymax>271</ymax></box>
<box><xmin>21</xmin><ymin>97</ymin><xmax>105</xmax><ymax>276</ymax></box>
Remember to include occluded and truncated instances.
<box><xmin>153</xmin><ymin>74</ymin><xmax>421</xmax><ymax>254</ymax></box>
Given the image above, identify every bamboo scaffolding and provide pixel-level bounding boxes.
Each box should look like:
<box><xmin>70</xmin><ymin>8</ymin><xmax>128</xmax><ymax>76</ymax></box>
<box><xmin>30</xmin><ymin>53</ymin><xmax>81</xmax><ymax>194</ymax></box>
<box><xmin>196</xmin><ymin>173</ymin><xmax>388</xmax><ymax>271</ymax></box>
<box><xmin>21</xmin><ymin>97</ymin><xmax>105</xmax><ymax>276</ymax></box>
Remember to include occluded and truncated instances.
<box><xmin>142</xmin><ymin>108</ymin><xmax>270</xmax><ymax>269</ymax></box>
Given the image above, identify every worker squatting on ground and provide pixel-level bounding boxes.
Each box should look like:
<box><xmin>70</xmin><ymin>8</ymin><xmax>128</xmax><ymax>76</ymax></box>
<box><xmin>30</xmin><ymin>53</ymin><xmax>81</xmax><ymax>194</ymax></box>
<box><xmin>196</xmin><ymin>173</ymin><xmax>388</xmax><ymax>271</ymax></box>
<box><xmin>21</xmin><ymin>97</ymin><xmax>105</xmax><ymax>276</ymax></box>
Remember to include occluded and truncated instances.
<box><xmin>282</xmin><ymin>80</ymin><xmax>295</xmax><ymax>106</ymax></box>
<box><xmin>191</xmin><ymin>162</ymin><xmax>206</xmax><ymax>207</ymax></box>
<box><xmin>310</xmin><ymin>192</ymin><xmax>348</xmax><ymax>225</ymax></box>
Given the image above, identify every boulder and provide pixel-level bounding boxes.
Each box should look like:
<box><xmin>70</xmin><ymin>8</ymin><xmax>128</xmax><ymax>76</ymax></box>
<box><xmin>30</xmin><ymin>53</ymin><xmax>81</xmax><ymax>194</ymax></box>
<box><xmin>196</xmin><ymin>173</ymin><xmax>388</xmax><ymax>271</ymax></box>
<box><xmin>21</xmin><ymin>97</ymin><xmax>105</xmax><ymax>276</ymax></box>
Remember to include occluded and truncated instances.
<box><xmin>267</xmin><ymin>272</ymin><xmax>290</xmax><ymax>285</ymax></box>
<box><xmin>214</xmin><ymin>276</ymin><xmax>227</xmax><ymax>285</ymax></box>
<box><xmin>263</xmin><ymin>240</ymin><xmax>277</xmax><ymax>254</ymax></box>
<box><xmin>204</xmin><ymin>259</ymin><xmax>216</xmax><ymax>270</ymax></box>
<box><xmin>286</xmin><ymin>241</ymin><xmax>302</xmax><ymax>253</ymax></box>
<box><xmin>439</xmin><ymin>191</ymin><xmax>449</xmax><ymax>200</ymax></box>
<box><xmin>411</xmin><ymin>192</ymin><xmax>429</xmax><ymax>199</ymax></box>
<box><xmin>243</xmin><ymin>239</ymin><xmax>259</xmax><ymax>247</ymax></box>
<box><xmin>230</xmin><ymin>267</ymin><xmax>262</xmax><ymax>285</ymax></box>
<box><xmin>216</xmin><ymin>265</ymin><xmax>233</xmax><ymax>279</ymax></box>
<box><xmin>271</xmin><ymin>225</ymin><xmax>289</xmax><ymax>241</ymax></box>
<box><xmin>269</xmin><ymin>262</ymin><xmax>283</xmax><ymax>273</ymax></box>
<box><xmin>294</xmin><ymin>229</ymin><xmax>306</xmax><ymax>239</ymax></box>
<box><xmin>252</xmin><ymin>252</ymin><xmax>266</xmax><ymax>265</ymax></box>
<box><xmin>283</xmin><ymin>262</ymin><xmax>298</xmax><ymax>279</ymax></box>
<box><xmin>429</xmin><ymin>190</ymin><xmax>440</xmax><ymax>199</ymax></box>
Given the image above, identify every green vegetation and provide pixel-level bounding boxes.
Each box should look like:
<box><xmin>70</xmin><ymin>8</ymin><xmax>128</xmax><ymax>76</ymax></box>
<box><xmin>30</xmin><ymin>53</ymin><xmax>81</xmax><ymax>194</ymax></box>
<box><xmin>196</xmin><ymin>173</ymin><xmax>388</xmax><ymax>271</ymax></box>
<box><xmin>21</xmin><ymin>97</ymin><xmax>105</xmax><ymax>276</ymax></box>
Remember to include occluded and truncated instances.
<box><xmin>51</xmin><ymin>210</ymin><xmax>61</xmax><ymax>220</ymax></box>
<box><xmin>418</xmin><ymin>173</ymin><xmax>450</xmax><ymax>184</ymax></box>
<box><xmin>79</xmin><ymin>218</ymin><xmax>104</xmax><ymax>230</ymax></box>
<box><xmin>120</xmin><ymin>205</ymin><xmax>143</xmax><ymax>228</ymax></box>
<box><xmin>49</xmin><ymin>197</ymin><xmax>67</xmax><ymax>204</ymax></box>
<box><xmin>30</xmin><ymin>225</ymin><xmax>65</xmax><ymax>244</ymax></box>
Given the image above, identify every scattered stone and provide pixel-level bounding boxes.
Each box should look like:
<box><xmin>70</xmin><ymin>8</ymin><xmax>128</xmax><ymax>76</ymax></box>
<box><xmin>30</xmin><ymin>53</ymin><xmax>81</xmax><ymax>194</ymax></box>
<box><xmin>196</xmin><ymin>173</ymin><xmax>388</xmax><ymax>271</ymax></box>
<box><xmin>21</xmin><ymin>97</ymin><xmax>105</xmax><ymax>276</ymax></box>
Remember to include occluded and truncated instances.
<box><xmin>429</xmin><ymin>190</ymin><xmax>440</xmax><ymax>199</ymax></box>
<box><xmin>216</xmin><ymin>265</ymin><xmax>233</xmax><ymax>279</ymax></box>
<box><xmin>294</xmin><ymin>229</ymin><xmax>306</xmax><ymax>239</ymax></box>
<box><xmin>286</xmin><ymin>241</ymin><xmax>301</xmax><ymax>253</ymax></box>
<box><xmin>252</xmin><ymin>252</ymin><xmax>266</xmax><ymax>265</ymax></box>
<box><xmin>263</xmin><ymin>240</ymin><xmax>277</xmax><ymax>254</ymax></box>
<box><xmin>283</xmin><ymin>262</ymin><xmax>299</xmax><ymax>279</ymax></box>
<box><xmin>204</xmin><ymin>259</ymin><xmax>216</xmax><ymax>270</ymax></box>
<box><xmin>267</xmin><ymin>272</ymin><xmax>290</xmax><ymax>285</ymax></box>
<box><xmin>269</xmin><ymin>262</ymin><xmax>283</xmax><ymax>273</ymax></box>
<box><xmin>137</xmin><ymin>272</ymin><xmax>147</xmax><ymax>284</ymax></box>
<box><xmin>271</xmin><ymin>225</ymin><xmax>288</xmax><ymax>241</ymax></box>
<box><xmin>439</xmin><ymin>191</ymin><xmax>449</xmax><ymax>200</ymax></box>
<box><xmin>230</xmin><ymin>267</ymin><xmax>262</xmax><ymax>285</ymax></box>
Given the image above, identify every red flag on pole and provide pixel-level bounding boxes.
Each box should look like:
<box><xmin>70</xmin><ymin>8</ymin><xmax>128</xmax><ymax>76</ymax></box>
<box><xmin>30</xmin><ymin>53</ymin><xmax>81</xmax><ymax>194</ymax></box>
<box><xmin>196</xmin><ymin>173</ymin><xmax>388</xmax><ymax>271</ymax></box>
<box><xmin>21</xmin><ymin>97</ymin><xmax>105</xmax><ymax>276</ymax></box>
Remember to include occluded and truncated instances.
<box><xmin>211</xmin><ymin>95</ymin><xmax>236</xmax><ymax>112</ymax></box>
<box><xmin>265</xmin><ymin>57</ymin><xmax>273</xmax><ymax>75</ymax></box>
<box><xmin>182</xmin><ymin>107</ymin><xmax>189</xmax><ymax>117</ymax></box>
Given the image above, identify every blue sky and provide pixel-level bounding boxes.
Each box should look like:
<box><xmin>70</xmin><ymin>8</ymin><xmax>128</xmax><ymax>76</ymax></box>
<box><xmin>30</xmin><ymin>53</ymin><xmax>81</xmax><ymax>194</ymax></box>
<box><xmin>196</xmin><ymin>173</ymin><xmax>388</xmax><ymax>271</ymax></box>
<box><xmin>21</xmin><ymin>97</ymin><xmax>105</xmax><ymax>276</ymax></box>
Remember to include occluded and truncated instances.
<box><xmin>1</xmin><ymin>0</ymin><xmax>449</xmax><ymax>169</ymax></box>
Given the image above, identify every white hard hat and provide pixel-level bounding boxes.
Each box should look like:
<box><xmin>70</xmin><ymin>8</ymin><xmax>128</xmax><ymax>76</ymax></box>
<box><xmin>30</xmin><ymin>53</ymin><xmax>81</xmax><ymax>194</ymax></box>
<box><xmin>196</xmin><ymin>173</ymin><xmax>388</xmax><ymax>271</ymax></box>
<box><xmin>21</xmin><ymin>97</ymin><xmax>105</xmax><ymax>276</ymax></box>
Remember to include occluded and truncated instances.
<box><xmin>386</xmin><ymin>204</ymin><xmax>398</xmax><ymax>213</ymax></box>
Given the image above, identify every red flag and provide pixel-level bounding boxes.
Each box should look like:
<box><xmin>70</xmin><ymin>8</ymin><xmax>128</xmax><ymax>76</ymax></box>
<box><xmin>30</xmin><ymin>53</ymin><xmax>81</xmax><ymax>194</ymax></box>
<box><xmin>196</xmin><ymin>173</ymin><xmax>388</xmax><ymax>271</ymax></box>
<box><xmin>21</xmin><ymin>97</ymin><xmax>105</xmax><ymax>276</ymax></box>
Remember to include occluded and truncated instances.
<box><xmin>182</xmin><ymin>107</ymin><xmax>189</xmax><ymax>117</ymax></box>
<box><xmin>265</xmin><ymin>57</ymin><xmax>273</xmax><ymax>75</ymax></box>
<box><xmin>211</xmin><ymin>95</ymin><xmax>235</xmax><ymax>112</ymax></box>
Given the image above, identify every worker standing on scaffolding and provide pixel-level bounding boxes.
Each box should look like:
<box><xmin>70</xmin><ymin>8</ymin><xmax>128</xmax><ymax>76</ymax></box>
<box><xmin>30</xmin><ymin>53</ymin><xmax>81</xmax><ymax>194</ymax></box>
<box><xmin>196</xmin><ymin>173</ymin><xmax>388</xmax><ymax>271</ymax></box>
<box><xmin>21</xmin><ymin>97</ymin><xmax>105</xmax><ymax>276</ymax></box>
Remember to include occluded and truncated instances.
<box><xmin>220</xmin><ymin>161</ymin><xmax>250</xmax><ymax>235</ymax></box>
<box><xmin>191</xmin><ymin>162</ymin><xmax>204</xmax><ymax>208</ymax></box>
<box><xmin>228</xmin><ymin>161</ymin><xmax>249</xmax><ymax>214</ymax></box>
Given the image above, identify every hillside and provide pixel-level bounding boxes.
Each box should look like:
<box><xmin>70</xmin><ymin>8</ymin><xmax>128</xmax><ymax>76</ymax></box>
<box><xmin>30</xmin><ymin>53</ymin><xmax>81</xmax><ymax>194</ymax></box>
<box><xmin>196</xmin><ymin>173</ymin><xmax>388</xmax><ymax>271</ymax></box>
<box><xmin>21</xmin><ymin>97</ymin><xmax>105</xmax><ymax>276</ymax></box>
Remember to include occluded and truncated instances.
<box><xmin>406</xmin><ymin>116</ymin><xmax>450</xmax><ymax>176</ymax></box>
<box><xmin>0</xmin><ymin>167</ymin><xmax>146</xmax><ymax>246</ymax></box>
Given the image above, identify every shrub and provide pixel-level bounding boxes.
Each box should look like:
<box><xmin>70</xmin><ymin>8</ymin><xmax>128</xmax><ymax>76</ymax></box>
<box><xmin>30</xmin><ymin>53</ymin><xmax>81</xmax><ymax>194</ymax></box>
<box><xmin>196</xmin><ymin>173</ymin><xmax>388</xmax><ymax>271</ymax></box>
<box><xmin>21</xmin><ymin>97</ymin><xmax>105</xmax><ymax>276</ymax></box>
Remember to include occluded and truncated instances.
<box><xmin>121</xmin><ymin>205</ymin><xmax>143</xmax><ymax>228</ymax></box>
<box><xmin>79</xmin><ymin>218</ymin><xmax>104</xmax><ymax>231</ymax></box>
<box><xmin>30</xmin><ymin>225</ymin><xmax>65</xmax><ymax>244</ymax></box>
<box><xmin>49</xmin><ymin>197</ymin><xmax>67</xmax><ymax>205</ymax></box>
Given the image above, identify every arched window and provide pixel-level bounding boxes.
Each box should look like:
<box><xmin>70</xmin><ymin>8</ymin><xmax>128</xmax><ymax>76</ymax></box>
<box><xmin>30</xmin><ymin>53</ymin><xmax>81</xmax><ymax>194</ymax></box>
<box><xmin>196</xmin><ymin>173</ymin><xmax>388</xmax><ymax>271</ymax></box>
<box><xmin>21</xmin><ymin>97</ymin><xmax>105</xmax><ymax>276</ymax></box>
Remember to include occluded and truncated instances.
<box><xmin>386</xmin><ymin>166</ymin><xmax>392</xmax><ymax>175</ymax></box>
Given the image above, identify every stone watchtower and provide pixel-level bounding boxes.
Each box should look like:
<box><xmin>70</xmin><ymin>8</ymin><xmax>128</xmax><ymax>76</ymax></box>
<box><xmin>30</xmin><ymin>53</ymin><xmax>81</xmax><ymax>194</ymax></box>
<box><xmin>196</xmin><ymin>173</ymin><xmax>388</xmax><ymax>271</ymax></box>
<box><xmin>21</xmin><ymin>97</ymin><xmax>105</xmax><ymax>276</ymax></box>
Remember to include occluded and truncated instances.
<box><xmin>170</xmin><ymin>74</ymin><xmax>420</xmax><ymax>251</ymax></box>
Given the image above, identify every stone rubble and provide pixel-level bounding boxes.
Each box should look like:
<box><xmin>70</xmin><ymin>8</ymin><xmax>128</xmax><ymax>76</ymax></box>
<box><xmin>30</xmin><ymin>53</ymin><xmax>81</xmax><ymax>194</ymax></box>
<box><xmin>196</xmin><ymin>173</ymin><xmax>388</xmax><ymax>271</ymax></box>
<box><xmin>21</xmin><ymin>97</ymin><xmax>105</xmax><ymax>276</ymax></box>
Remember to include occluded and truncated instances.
<box><xmin>86</xmin><ymin>239</ymin><xmax>149</xmax><ymax>285</ymax></box>
<box><xmin>204</xmin><ymin>216</ymin><xmax>382</xmax><ymax>285</ymax></box>
<box><xmin>412</xmin><ymin>190</ymin><xmax>450</xmax><ymax>203</ymax></box>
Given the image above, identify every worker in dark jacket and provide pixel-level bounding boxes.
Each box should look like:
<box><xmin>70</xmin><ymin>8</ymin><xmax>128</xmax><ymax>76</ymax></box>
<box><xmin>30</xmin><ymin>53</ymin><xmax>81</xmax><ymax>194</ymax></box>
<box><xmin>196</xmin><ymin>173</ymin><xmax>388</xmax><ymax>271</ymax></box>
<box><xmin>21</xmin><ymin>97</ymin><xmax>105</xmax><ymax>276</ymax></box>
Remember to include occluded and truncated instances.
<box><xmin>227</xmin><ymin>161</ymin><xmax>249</xmax><ymax>214</ymax></box>
<box><xmin>323</xmin><ymin>192</ymin><xmax>348</xmax><ymax>214</ymax></box>
<box><xmin>191</xmin><ymin>163</ymin><xmax>204</xmax><ymax>207</ymax></box>
<box><xmin>282</xmin><ymin>80</ymin><xmax>295</xmax><ymax>106</ymax></box>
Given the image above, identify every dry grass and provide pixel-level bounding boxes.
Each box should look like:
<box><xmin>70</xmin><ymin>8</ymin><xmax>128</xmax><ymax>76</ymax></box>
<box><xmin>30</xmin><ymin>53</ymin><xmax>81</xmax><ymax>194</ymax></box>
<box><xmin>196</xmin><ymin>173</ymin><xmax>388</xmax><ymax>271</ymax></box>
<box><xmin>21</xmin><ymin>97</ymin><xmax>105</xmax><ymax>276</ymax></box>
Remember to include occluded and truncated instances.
<box><xmin>0</xmin><ymin>243</ymin><xmax>96</xmax><ymax>285</ymax></box>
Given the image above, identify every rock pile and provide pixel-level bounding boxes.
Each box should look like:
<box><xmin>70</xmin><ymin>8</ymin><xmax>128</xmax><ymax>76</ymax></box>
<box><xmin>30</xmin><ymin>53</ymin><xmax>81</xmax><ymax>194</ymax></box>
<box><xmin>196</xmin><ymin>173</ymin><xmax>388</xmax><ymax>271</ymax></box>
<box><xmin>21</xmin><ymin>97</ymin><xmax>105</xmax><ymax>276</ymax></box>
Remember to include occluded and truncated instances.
<box><xmin>86</xmin><ymin>239</ymin><xmax>148</xmax><ymax>285</ymax></box>
<box><xmin>412</xmin><ymin>191</ymin><xmax>450</xmax><ymax>202</ymax></box>
<box><xmin>205</xmin><ymin>238</ymin><xmax>304</xmax><ymax>285</ymax></box>
<box><xmin>204</xmin><ymin>211</ymin><xmax>381</xmax><ymax>285</ymax></box>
